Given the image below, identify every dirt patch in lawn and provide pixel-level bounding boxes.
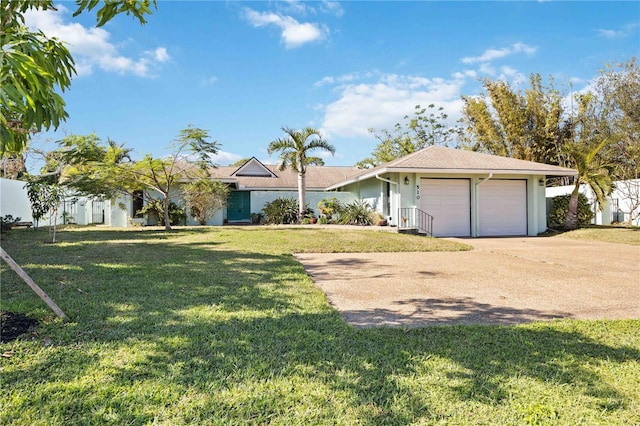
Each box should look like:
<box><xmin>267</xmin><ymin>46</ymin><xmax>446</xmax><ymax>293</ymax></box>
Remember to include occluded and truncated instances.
<box><xmin>1</xmin><ymin>311</ymin><xmax>39</xmax><ymax>343</ymax></box>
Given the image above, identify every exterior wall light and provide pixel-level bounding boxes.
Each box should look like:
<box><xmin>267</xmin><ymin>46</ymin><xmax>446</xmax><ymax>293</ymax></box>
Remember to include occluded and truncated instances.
<box><xmin>404</xmin><ymin>176</ymin><xmax>410</xmax><ymax>185</ymax></box>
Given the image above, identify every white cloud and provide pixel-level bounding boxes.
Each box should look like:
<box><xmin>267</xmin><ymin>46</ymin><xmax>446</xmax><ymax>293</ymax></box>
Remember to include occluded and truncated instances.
<box><xmin>277</xmin><ymin>0</ymin><xmax>344</xmax><ymax>17</ymax></box>
<box><xmin>278</xmin><ymin>0</ymin><xmax>310</xmax><ymax>15</ymax></box>
<box><xmin>314</xmin><ymin>76</ymin><xmax>335</xmax><ymax>87</ymax></box>
<box><xmin>314</xmin><ymin>72</ymin><xmax>361</xmax><ymax>87</ymax></box>
<box><xmin>210</xmin><ymin>150</ymin><xmax>243</xmax><ymax>166</ymax></box>
<box><xmin>598</xmin><ymin>29</ymin><xmax>621</xmax><ymax>38</ymax></box>
<box><xmin>152</xmin><ymin>47</ymin><xmax>170</xmax><ymax>63</ymax></box>
<box><xmin>202</xmin><ymin>76</ymin><xmax>218</xmax><ymax>85</ymax></box>
<box><xmin>319</xmin><ymin>73</ymin><xmax>466</xmax><ymax>138</ymax></box>
<box><xmin>500</xmin><ymin>66</ymin><xmax>518</xmax><ymax>77</ymax></box>
<box><xmin>23</xmin><ymin>6</ymin><xmax>168</xmax><ymax>77</ymax></box>
<box><xmin>479</xmin><ymin>63</ymin><xmax>497</xmax><ymax>76</ymax></box>
<box><xmin>243</xmin><ymin>8</ymin><xmax>328</xmax><ymax>48</ymax></box>
<box><xmin>461</xmin><ymin>42</ymin><xmax>537</xmax><ymax>64</ymax></box>
<box><xmin>597</xmin><ymin>23</ymin><xmax>639</xmax><ymax>39</ymax></box>
<box><xmin>320</xmin><ymin>1</ymin><xmax>345</xmax><ymax>17</ymax></box>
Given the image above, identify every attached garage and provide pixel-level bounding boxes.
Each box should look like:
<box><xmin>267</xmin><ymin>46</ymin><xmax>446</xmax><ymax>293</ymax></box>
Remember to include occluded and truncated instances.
<box><xmin>326</xmin><ymin>146</ymin><xmax>578</xmax><ymax>237</ymax></box>
<box><xmin>420</xmin><ymin>178</ymin><xmax>471</xmax><ymax>237</ymax></box>
<box><xmin>477</xmin><ymin>180</ymin><xmax>527</xmax><ymax>236</ymax></box>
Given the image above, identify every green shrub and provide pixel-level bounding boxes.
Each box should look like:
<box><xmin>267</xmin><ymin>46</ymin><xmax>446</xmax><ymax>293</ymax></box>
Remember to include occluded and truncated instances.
<box><xmin>317</xmin><ymin>197</ymin><xmax>344</xmax><ymax>220</ymax></box>
<box><xmin>338</xmin><ymin>200</ymin><xmax>376</xmax><ymax>225</ymax></box>
<box><xmin>137</xmin><ymin>199</ymin><xmax>186</xmax><ymax>226</ymax></box>
<box><xmin>548</xmin><ymin>193</ymin><xmax>594</xmax><ymax>227</ymax></box>
<box><xmin>317</xmin><ymin>217</ymin><xmax>329</xmax><ymax>225</ymax></box>
<box><xmin>261</xmin><ymin>198</ymin><xmax>313</xmax><ymax>224</ymax></box>
<box><xmin>262</xmin><ymin>197</ymin><xmax>297</xmax><ymax>224</ymax></box>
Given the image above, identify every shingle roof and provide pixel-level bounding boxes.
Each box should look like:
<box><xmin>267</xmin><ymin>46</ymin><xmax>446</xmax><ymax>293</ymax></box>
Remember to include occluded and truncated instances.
<box><xmin>205</xmin><ymin>147</ymin><xmax>575</xmax><ymax>190</ymax></box>
<box><xmin>208</xmin><ymin>164</ymin><xmax>362</xmax><ymax>190</ymax></box>
<box><xmin>327</xmin><ymin>146</ymin><xmax>577</xmax><ymax>189</ymax></box>
<box><xmin>384</xmin><ymin>146</ymin><xmax>577</xmax><ymax>173</ymax></box>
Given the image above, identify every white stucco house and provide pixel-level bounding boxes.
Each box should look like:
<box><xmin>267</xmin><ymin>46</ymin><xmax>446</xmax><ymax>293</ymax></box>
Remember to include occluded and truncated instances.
<box><xmin>2</xmin><ymin>147</ymin><xmax>579</xmax><ymax>236</ymax></box>
<box><xmin>0</xmin><ymin>177</ymin><xmax>134</xmax><ymax>227</ymax></box>
<box><xmin>546</xmin><ymin>179</ymin><xmax>640</xmax><ymax>226</ymax></box>
<box><xmin>327</xmin><ymin>146</ymin><xmax>577</xmax><ymax>237</ymax></box>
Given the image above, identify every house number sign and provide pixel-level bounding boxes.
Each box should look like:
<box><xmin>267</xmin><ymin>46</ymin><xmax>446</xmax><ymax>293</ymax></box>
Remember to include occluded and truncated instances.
<box><xmin>416</xmin><ymin>184</ymin><xmax>420</xmax><ymax>200</ymax></box>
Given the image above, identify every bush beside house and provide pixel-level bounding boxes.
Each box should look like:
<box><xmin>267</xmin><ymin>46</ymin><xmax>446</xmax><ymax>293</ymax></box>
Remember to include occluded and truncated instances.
<box><xmin>548</xmin><ymin>194</ymin><xmax>594</xmax><ymax>228</ymax></box>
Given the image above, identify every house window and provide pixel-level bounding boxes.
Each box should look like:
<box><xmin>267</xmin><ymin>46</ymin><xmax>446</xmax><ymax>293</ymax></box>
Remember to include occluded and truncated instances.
<box><xmin>132</xmin><ymin>191</ymin><xmax>144</xmax><ymax>218</ymax></box>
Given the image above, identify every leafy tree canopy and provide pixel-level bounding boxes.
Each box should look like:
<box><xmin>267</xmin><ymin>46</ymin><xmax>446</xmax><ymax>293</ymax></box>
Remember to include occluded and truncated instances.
<box><xmin>460</xmin><ymin>74</ymin><xmax>566</xmax><ymax>165</ymax></box>
<box><xmin>357</xmin><ymin>104</ymin><xmax>456</xmax><ymax>169</ymax></box>
<box><xmin>1</xmin><ymin>0</ymin><xmax>156</xmax><ymax>154</ymax></box>
<box><xmin>595</xmin><ymin>57</ymin><xmax>640</xmax><ymax>180</ymax></box>
<box><xmin>121</xmin><ymin>125</ymin><xmax>220</xmax><ymax>230</ymax></box>
<box><xmin>35</xmin><ymin>133</ymin><xmax>132</xmax><ymax>198</ymax></box>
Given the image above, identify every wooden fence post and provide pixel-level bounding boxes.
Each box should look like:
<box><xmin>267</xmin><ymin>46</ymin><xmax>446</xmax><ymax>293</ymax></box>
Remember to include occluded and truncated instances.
<box><xmin>0</xmin><ymin>247</ymin><xmax>69</xmax><ymax>321</ymax></box>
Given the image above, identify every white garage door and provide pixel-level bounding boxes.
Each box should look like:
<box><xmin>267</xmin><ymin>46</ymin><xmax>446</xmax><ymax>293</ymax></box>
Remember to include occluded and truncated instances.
<box><xmin>420</xmin><ymin>179</ymin><xmax>471</xmax><ymax>237</ymax></box>
<box><xmin>478</xmin><ymin>180</ymin><xmax>527</xmax><ymax>236</ymax></box>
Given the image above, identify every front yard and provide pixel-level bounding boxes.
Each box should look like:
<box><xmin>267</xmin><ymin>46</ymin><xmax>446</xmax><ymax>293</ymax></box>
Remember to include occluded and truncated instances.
<box><xmin>560</xmin><ymin>226</ymin><xmax>640</xmax><ymax>245</ymax></box>
<box><xmin>1</xmin><ymin>227</ymin><xmax>638</xmax><ymax>425</ymax></box>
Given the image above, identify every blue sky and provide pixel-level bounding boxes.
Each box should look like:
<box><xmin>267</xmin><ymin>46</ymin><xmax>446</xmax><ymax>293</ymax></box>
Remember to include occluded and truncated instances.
<box><xmin>24</xmin><ymin>1</ymin><xmax>639</xmax><ymax>170</ymax></box>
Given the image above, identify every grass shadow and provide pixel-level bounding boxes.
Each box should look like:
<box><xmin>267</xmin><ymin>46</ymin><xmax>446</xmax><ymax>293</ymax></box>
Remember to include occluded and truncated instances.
<box><xmin>1</xmin><ymin>227</ymin><xmax>638</xmax><ymax>424</ymax></box>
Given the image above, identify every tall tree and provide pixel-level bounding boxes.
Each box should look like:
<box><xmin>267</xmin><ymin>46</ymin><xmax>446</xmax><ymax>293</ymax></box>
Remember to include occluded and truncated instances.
<box><xmin>597</xmin><ymin>57</ymin><xmax>640</xmax><ymax>181</ymax></box>
<box><xmin>267</xmin><ymin>127</ymin><xmax>336</xmax><ymax>221</ymax></box>
<box><xmin>36</xmin><ymin>134</ymin><xmax>132</xmax><ymax>198</ymax></box>
<box><xmin>460</xmin><ymin>74</ymin><xmax>567</xmax><ymax>165</ymax></box>
<box><xmin>358</xmin><ymin>104</ymin><xmax>455</xmax><ymax>168</ymax></box>
<box><xmin>1</xmin><ymin>0</ymin><xmax>156</xmax><ymax>154</ymax></box>
<box><xmin>124</xmin><ymin>126</ymin><xmax>220</xmax><ymax>230</ymax></box>
<box><xmin>563</xmin><ymin>93</ymin><xmax>614</xmax><ymax>230</ymax></box>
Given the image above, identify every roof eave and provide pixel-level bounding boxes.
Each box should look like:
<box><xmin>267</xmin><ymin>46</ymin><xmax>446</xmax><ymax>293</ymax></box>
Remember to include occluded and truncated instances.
<box><xmin>326</xmin><ymin>166</ymin><xmax>577</xmax><ymax>190</ymax></box>
<box><xmin>385</xmin><ymin>167</ymin><xmax>578</xmax><ymax>176</ymax></box>
<box><xmin>236</xmin><ymin>186</ymin><xmax>329</xmax><ymax>191</ymax></box>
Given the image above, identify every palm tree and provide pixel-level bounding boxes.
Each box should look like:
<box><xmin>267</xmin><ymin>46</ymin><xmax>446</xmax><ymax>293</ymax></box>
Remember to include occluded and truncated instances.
<box><xmin>268</xmin><ymin>127</ymin><xmax>336</xmax><ymax>222</ymax></box>
<box><xmin>564</xmin><ymin>139</ymin><xmax>613</xmax><ymax>229</ymax></box>
<box><xmin>563</xmin><ymin>92</ymin><xmax>616</xmax><ymax>230</ymax></box>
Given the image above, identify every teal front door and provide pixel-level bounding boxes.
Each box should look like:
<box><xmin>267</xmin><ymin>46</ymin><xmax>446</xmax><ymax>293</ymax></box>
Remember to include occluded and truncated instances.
<box><xmin>227</xmin><ymin>191</ymin><xmax>251</xmax><ymax>221</ymax></box>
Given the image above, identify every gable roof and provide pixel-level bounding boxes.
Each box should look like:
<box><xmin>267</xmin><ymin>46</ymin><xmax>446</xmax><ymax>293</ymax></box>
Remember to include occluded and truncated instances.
<box><xmin>231</xmin><ymin>157</ymin><xmax>277</xmax><ymax>178</ymax></box>
<box><xmin>327</xmin><ymin>146</ymin><xmax>577</xmax><ymax>190</ymax></box>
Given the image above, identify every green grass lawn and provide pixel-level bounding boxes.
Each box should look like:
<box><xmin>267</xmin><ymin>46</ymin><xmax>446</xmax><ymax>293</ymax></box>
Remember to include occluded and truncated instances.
<box><xmin>560</xmin><ymin>226</ymin><xmax>640</xmax><ymax>246</ymax></box>
<box><xmin>1</xmin><ymin>227</ymin><xmax>639</xmax><ymax>425</ymax></box>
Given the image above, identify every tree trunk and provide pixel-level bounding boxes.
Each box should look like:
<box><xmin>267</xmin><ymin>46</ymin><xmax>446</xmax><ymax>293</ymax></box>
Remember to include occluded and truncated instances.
<box><xmin>564</xmin><ymin>183</ymin><xmax>580</xmax><ymax>230</ymax></box>
<box><xmin>163</xmin><ymin>195</ymin><xmax>172</xmax><ymax>231</ymax></box>
<box><xmin>298</xmin><ymin>172</ymin><xmax>306</xmax><ymax>223</ymax></box>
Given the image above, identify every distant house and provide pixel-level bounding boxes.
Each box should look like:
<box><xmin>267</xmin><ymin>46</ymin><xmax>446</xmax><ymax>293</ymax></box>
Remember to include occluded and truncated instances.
<box><xmin>0</xmin><ymin>178</ymin><xmax>138</xmax><ymax>227</ymax></box>
<box><xmin>2</xmin><ymin>147</ymin><xmax>579</xmax><ymax>236</ymax></box>
<box><xmin>0</xmin><ymin>177</ymin><xmax>133</xmax><ymax>227</ymax></box>
<box><xmin>546</xmin><ymin>179</ymin><xmax>640</xmax><ymax>226</ymax></box>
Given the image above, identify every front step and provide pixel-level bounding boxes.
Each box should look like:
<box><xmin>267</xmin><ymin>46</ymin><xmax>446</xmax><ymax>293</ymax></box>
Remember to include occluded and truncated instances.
<box><xmin>398</xmin><ymin>228</ymin><xmax>421</xmax><ymax>236</ymax></box>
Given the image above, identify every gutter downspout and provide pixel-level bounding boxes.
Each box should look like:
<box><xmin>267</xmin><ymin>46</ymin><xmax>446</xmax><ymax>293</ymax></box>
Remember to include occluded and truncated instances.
<box><xmin>375</xmin><ymin>174</ymin><xmax>397</xmax><ymax>186</ymax></box>
<box><xmin>473</xmin><ymin>173</ymin><xmax>493</xmax><ymax>237</ymax></box>
<box><xmin>376</xmin><ymin>174</ymin><xmax>398</xmax><ymax>226</ymax></box>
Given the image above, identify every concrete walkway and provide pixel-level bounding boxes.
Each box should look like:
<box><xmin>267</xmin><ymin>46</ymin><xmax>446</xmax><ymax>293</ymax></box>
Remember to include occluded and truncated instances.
<box><xmin>295</xmin><ymin>237</ymin><xmax>640</xmax><ymax>327</ymax></box>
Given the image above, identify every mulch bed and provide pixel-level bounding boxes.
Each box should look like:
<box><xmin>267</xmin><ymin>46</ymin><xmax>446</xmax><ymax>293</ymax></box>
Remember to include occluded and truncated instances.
<box><xmin>1</xmin><ymin>311</ymin><xmax>39</xmax><ymax>343</ymax></box>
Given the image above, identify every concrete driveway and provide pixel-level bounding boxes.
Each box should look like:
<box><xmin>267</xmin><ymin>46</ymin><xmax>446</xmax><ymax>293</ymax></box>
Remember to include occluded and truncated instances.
<box><xmin>294</xmin><ymin>237</ymin><xmax>640</xmax><ymax>327</ymax></box>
